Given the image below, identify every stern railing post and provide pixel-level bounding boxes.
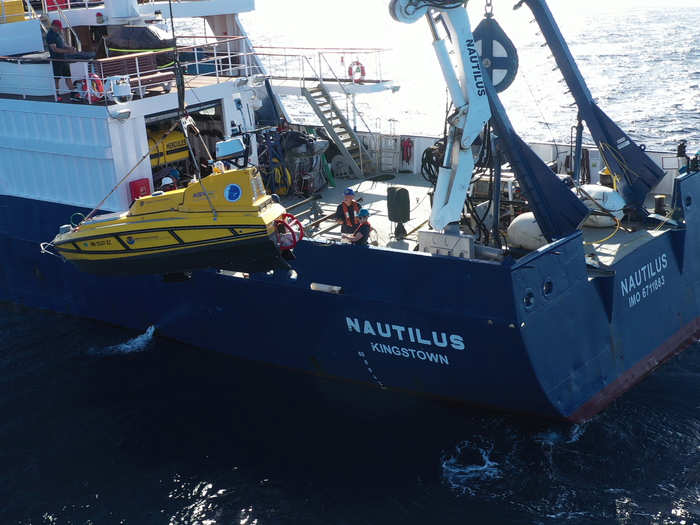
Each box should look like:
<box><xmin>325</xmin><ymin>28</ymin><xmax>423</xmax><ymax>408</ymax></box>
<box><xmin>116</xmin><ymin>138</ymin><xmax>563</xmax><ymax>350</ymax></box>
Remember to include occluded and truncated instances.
<box><xmin>214</xmin><ymin>43</ymin><xmax>219</xmax><ymax>82</ymax></box>
<box><xmin>82</xmin><ymin>60</ymin><xmax>90</xmax><ymax>104</ymax></box>
<box><xmin>134</xmin><ymin>56</ymin><xmax>142</xmax><ymax>98</ymax></box>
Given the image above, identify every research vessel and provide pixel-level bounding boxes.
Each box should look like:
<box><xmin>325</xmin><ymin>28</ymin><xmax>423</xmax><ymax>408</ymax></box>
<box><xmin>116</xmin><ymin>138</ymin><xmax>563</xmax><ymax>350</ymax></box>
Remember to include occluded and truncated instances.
<box><xmin>1</xmin><ymin>0</ymin><xmax>698</xmax><ymax>421</ymax></box>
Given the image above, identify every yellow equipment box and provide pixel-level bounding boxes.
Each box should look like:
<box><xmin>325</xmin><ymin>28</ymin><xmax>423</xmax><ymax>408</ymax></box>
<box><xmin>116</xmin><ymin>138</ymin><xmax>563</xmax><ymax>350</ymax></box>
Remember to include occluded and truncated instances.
<box><xmin>148</xmin><ymin>129</ymin><xmax>189</xmax><ymax>168</ymax></box>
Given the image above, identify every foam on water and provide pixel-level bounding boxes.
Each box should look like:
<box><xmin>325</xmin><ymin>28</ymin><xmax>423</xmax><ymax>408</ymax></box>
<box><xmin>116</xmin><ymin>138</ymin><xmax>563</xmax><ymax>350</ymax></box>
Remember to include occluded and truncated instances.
<box><xmin>441</xmin><ymin>439</ymin><xmax>502</xmax><ymax>496</ymax></box>
<box><xmin>437</xmin><ymin>387</ymin><xmax>700</xmax><ymax>523</ymax></box>
<box><xmin>88</xmin><ymin>325</ymin><xmax>155</xmax><ymax>356</ymax></box>
<box><xmin>565</xmin><ymin>423</ymin><xmax>588</xmax><ymax>444</ymax></box>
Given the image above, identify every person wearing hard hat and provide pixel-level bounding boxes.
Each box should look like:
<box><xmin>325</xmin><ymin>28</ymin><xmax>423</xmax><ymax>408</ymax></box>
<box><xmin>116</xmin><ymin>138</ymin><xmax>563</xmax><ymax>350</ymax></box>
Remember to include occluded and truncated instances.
<box><xmin>335</xmin><ymin>187</ymin><xmax>362</xmax><ymax>234</ymax></box>
<box><xmin>342</xmin><ymin>208</ymin><xmax>372</xmax><ymax>246</ymax></box>
<box><xmin>159</xmin><ymin>176</ymin><xmax>176</xmax><ymax>191</ymax></box>
<box><xmin>47</xmin><ymin>20</ymin><xmax>78</xmax><ymax>99</ymax></box>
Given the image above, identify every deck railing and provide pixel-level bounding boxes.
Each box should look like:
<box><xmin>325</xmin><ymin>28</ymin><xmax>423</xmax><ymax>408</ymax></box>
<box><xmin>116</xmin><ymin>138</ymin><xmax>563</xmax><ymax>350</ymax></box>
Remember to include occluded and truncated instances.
<box><xmin>0</xmin><ymin>37</ymin><xmax>391</xmax><ymax>106</ymax></box>
<box><xmin>0</xmin><ymin>36</ymin><xmax>264</xmax><ymax>102</ymax></box>
<box><xmin>36</xmin><ymin>0</ymin><xmax>165</xmax><ymax>11</ymax></box>
<box><xmin>253</xmin><ymin>46</ymin><xmax>389</xmax><ymax>86</ymax></box>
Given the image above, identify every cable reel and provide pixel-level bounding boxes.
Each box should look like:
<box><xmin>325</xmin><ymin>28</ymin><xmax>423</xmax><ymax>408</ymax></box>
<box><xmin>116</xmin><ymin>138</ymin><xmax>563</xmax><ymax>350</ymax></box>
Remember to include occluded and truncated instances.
<box><xmin>473</xmin><ymin>2</ymin><xmax>519</xmax><ymax>93</ymax></box>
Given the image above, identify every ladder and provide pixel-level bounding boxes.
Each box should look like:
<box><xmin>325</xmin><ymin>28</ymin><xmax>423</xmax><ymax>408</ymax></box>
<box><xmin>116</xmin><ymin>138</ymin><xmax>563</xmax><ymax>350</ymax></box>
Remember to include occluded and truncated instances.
<box><xmin>301</xmin><ymin>83</ymin><xmax>375</xmax><ymax>179</ymax></box>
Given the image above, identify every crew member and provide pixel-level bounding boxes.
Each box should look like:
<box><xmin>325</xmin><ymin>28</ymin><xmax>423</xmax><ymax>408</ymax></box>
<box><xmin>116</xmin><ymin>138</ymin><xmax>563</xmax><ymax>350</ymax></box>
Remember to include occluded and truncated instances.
<box><xmin>46</xmin><ymin>20</ymin><xmax>78</xmax><ymax>99</ymax></box>
<box><xmin>342</xmin><ymin>208</ymin><xmax>372</xmax><ymax>246</ymax></box>
<box><xmin>160</xmin><ymin>176</ymin><xmax>176</xmax><ymax>191</ymax></box>
<box><xmin>335</xmin><ymin>188</ymin><xmax>361</xmax><ymax>234</ymax></box>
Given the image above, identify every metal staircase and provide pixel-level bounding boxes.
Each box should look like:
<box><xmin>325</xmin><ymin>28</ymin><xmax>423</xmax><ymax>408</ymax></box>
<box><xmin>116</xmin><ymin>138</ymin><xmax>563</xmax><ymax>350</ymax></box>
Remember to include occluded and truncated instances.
<box><xmin>302</xmin><ymin>83</ymin><xmax>375</xmax><ymax>178</ymax></box>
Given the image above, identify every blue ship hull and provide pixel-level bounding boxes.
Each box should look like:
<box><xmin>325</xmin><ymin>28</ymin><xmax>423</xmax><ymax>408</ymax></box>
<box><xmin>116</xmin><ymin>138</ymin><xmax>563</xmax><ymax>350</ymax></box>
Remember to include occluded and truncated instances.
<box><xmin>2</xmin><ymin>172</ymin><xmax>699</xmax><ymax>421</ymax></box>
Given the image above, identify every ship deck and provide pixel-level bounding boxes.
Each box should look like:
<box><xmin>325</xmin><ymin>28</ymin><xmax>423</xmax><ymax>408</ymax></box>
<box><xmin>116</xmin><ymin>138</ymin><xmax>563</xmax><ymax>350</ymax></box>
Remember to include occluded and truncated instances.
<box><xmin>282</xmin><ymin>173</ymin><xmax>673</xmax><ymax>266</ymax></box>
<box><xmin>582</xmin><ymin>223</ymin><xmax>669</xmax><ymax>267</ymax></box>
<box><xmin>286</xmin><ymin>172</ymin><xmax>432</xmax><ymax>251</ymax></box>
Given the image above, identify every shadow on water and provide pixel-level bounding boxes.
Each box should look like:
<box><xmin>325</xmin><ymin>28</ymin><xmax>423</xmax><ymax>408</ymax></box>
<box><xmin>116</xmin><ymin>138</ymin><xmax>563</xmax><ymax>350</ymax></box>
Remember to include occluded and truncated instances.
<box><xmin>1</xmin><ymin>303</ymin><xmax>699</xmax><ymax>524</ymax></box>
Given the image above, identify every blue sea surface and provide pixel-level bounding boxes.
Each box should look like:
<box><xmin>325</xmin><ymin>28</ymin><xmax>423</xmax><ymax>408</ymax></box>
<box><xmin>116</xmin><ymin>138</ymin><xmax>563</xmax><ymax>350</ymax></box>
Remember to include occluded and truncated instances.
<box><xmin>1</xmin><ymin>304</ymin><xmax>699</xmax><ymax>523</ymax></box>
<box><xmin>239</xmin><ymin>0</ymin><xmax>700</xmax><ymax>150</ymax></box>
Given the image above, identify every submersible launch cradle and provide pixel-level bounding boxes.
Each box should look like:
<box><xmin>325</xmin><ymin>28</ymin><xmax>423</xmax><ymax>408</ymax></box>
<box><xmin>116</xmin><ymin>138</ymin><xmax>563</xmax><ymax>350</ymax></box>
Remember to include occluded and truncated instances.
<box><xmin>1</xmin><ymin>0</ymin><xmax>698</xmax><ymax>421</ymax></box>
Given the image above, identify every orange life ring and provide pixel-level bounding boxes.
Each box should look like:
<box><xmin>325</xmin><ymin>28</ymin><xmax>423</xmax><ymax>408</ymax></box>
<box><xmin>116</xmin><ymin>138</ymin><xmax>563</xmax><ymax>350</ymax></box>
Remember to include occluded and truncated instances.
<box><xmin>347</xmin><ymin>60</ymin><xmax>366</xmax><ymax>84</ymax></box>
<box><xmin>78</xmin><ymin>73</ymin><xmax>104</xmax><ymax>103</ymax></box>
<box><xmin>274</xmin><ymin>213</ymin><xmax>304</xmax><ymax>251</ymax></box>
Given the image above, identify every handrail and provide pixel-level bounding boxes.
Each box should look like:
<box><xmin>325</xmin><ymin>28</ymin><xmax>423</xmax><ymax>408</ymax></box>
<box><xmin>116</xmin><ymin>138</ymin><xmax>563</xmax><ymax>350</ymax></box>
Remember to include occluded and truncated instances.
<box><xmin>53</xmin><ymin>6</ymin><xmax>82</xmax><ymax>52</ymax></box>
<box><xmin>179</xmin><ymin>35</ymin><xmax>249</xmax><ymax>41</ymax></box>
<box><xmin>318</xmin><ymin>53</ymin><xmax>374</xmax><ymax>135</ymax></box>
<box><xmin>298</xmin><ymin>54</ymin><xmax>373</xmax><ymax>174</ymax></box>
<box><xmin>250</xmin><ymin>46</ymin><xmax>386</xmax><ymax>82</ymax></box>
<box><xmin>256</xmin><ymin>45</ymin><xmax>390</xmax><ymax>53</ymax></box>
<box><xmin>251</xmin><ymin>46</ymin><xmax>377</xmax><ymax>134</ymax></box>
<box><xmin>97</xmin><ymin>37</ymin><xmax>246</xmax><ymax>62</ymax></box>
<box><xmin>0</xmin><ymin>39</ymin><xmax>264</xmax><ymax>102</ymax></box>
<box><xmin>22</xmin><ymin>0</ymin><xmax>46</xmax><ymax>30</ymax></box>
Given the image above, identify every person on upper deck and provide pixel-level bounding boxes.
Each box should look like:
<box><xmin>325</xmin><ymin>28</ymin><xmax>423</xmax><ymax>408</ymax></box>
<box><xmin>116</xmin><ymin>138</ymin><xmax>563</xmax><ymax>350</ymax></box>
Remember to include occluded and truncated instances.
<box><xmin>335</xmin><ymin>188</ymin><xmax>362</xmax><ymax>234</ymax></box>
<box><xmin>342</xmin><ymin>208</ymin><xmax>372</xmax><ymax>246</ymax></box>
<box><xmin>47</xmin><ymin>20</ymin><xmax>78</xmax><ymax>99</ymax></box>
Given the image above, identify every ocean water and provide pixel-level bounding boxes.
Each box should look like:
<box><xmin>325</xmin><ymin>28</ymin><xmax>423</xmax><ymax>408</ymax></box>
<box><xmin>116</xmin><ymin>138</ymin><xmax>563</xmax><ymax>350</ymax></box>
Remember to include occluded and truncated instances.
<box><xmin>239</xmin><ymin>0</ymin><xmax>700</xmax><ymax>150</ymax></box>
<box><xmin>3</xmin><ymin>1</ymin><xmax>700</xmax><ymax>524</ymax></box>
<box><xmin>2</xmin><ymin>302</ymin><xmax>699</xmax><ymax>524</ymax></box>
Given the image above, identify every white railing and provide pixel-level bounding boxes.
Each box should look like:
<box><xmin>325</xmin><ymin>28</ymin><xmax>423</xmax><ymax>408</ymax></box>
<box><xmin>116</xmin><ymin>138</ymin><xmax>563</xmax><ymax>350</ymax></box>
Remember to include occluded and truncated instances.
<box><xmin>35</xmin><ymin>0</ymin><xmax>175</xmax><ymax>14</ymax></box>
<box><xmin>0</xmin><ymin>37</ymin><xmax>264</xmax><ymax>103</ymax></box>
<box><xmin>178</xmin><ymin>35</ymin><xmax>259</xmax><ymax>79</ymax></box>
<box><xmin>22</xmin><ymin>0</ymin><xmax>44</xmax><ymax>26</ymax></box>
<box><xmin>251</xmin><ymin>48</ymin><xmax>378</xmax><ymax>135</ymax></box>
<box><xmin>0</xmin><ymin>38</ymin><xmax>388</xmax><ymax>107</ymax></box>
<box><xmin>40</xmin><ymin>0</ymin><xmax>106</xmax><ymax>10</ymax></box>
<box><xmin>315</xmin><ymin>53</ymin><xmax>375</xmax><ymax>135</ymax></box>
<box><xmin>54</xmin><ymin>4</ymin><xmax>82</xmax><ymax>51</ymax></box>
<box><xmin>253</xmin><ymin>46</ymin><xmax>389</xmax><ymax>86</ymax></box>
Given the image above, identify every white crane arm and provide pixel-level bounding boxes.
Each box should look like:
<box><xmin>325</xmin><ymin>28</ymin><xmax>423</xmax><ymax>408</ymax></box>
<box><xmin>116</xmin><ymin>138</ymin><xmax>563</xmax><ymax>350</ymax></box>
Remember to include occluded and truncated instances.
<box><xmin>390</xmin><ymin>1</ymin><xmax>491</xmax><ymax>231</ymax></box>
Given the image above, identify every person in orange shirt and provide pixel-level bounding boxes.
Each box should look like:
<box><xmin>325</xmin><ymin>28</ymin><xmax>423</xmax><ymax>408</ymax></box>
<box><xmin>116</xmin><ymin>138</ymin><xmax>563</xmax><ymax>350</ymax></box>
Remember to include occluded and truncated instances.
<box><xmin>342</xmin><ymin>208</ymin><xmax>372</xmax><ymax>246</ymax></box>
<box><xmin>335</xmin><ymin>188</ymin><xmax>362</xmax><ymax>234</ymax></box>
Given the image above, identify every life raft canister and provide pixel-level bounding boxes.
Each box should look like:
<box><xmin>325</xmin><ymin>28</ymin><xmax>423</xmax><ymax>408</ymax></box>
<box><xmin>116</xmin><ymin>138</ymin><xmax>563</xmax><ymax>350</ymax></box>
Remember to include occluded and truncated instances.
<box><xmin>348</xmin><ymin>60</ymin><xmax>366</xmax><ymax>84</ymax></box>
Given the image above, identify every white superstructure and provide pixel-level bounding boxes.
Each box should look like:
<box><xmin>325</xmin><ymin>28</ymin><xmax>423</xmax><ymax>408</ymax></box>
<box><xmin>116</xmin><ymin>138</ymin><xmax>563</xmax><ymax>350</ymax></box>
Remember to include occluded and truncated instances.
<box><xmin>0</xmin><ymin>0</ymin><xmax>264</xmax><ymax>211</ymax></box>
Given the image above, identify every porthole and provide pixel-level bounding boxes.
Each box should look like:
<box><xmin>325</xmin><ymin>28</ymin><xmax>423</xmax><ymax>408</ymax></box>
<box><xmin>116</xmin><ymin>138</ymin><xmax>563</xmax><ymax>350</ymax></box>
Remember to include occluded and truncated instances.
<box><xmin>542</xmin><ymin>279</ymin><xmax>554</xmax><ymax>298</ymax></box>
<box><xmin>523</xmin><ymin>289</ymin><xmax>535</xmax><ymax>310</ymax></box>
